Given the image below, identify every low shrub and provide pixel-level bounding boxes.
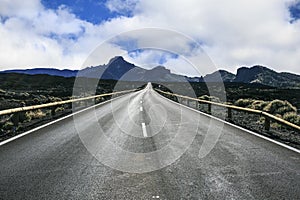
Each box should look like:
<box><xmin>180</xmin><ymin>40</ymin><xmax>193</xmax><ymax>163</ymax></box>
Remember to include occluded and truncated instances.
<box><xmin>19</xmin><ymin>92</ymin><xmax>30</xmax><ymax>99</ymax></box>
<box><xmin>33</xmin><ymin>98</ymin><xmax>40</xmax><ymax>104</ymax></box>
<box><xmin>249</xmin><ymin>100</ymin><xmax>269</xmax><ymax>110</ymax></box>
<box><xmin>95</xmin><ymin>97</ymin><xmax>105</xmax><ymax>103</ymax></box>
<box><xmin>283</xmin><ymin>112</ymin><xmax>300</xmax><ymax>126</ymax></box>
<box><xmin>234</xmin><ymin>99</ymin><xmax>254</xmax><ymax>107</ymax></box>
<box><xmin>54</xmin><ymin>107</ymin><xmax>64</xmax><ymax>113</ymax></box>
<box><xmin>49</xmin><ymin>97</ymin><xmax>62</xmax><ymax>102</ymax></box>
<box><xmin>3</xmin><ymin>121</ymin><xmax>14</xmax><ymax>130</ymax></box>
<box><xmin>26</xmin><ymin>109</ymin><xmax>46</xmax><ymax>121</ymax></box>
<box><xmin>263</xmin><ymin>100</ymin><xmax>297</xmax><ymax>116</ymax></box>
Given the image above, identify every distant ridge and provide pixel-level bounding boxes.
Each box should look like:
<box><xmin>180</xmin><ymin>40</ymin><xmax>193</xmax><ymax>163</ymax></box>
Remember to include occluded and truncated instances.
<box><xmin>1</xmin><ymin>57</ymin><xmax>300</xmax><ymax>88</ymax></box>
<box><xmin>2</xmin><ymin>68</ymin><xmax>78</xmax><ymax>78</ymax></box>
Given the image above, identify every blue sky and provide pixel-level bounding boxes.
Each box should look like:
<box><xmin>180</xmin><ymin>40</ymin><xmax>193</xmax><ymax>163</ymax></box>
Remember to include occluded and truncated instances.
<box><xmin>41</xmin><ymin>0</ymin><xmax>300</xmax><ymax>25</ymax></box>
<box><xmin>41</xmin><ymin>0</ymin><xmax>119</xmax><ymax>24</ymax></box>
<box><xmin>0</xmin><ymin>0</ymin><xmax>300</xmax><ymax>75</ymax></box>
<box><xmin>289</xmin><ymin>1</ymin><xmax>300</xmax><ymax>22</ymax></box>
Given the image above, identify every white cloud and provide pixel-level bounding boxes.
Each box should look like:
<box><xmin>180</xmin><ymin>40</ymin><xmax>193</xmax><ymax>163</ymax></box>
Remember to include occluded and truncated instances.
<box><xmin>105</xmin><ymin>0</ymin><xmax>138</xmax><ymax>15</ymax></box>
<box><xmin>32</xmin><ymin>6</ymin><xmax>86</xmax><ymax>35</ymax></box>
<box><xmin>0</xmin><ymin>0</ymin><xmax>42</xmax><ymax>18</ymax></box>
<box><xmin>125</xmin><ymin>0</ymin><xmax>300</xmax><ymax>74</ymax></box>
<box><xmin>123</xmin><ymin>49</ymin><xmax>176</xmax><ymax>69</ymax></box>
<box><xmin>0</xmin><ymin>0</ymin><xmax>300</xmax><ymax>76</ymax></box>
<box><xmin>0</xmin><ymin>1</ymin><xmax>98</xmax><ymax>70</ymax></box>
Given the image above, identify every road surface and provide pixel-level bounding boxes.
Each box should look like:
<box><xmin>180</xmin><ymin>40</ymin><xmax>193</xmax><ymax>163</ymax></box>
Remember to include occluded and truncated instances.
<box><xmin>0</xmin><ymin>83</ymin><xmax>299</xmax><ymax>199</ymax></box>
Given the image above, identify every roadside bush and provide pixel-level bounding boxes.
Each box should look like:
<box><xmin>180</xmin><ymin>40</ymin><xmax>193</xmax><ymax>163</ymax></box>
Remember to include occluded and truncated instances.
<box><xmin>3</xmin><ymin>121</ymin><xmax>14</xmax><ymax>130</ymax></box>
<box><xmin>38</xmin><ymin>95</ymin><xmax>48</xmax><ymax>103</ymax></box>
<box><xmin>95</xmin><ymin>97</ymin><xmax>105</xmax><ymax>103</ymax></box>
<box><xmin>33</xmin><ymin>98</ymin><xmax>40</xmax><ymax>104</ymax></box>
<box><xmin>234</xmin><ymin>98</ymin><xmax>254</xmax><ymax>107</ymax></box>
<box><xmin>49</xmin><ymin>97</ymin><xmax>62</xmax><ymax>102</ymax></box>
<box><xmin>19</xmin><ymin>92</ymin><xmax>30</xmax><ymax>99</ymax></box>
<box><xmin>249</xmin><ymin>100</ymin><xmax>269</xmax><ymax>110</ymax></box>
<box><xmin>263</xmin><ymin>100</ymin><xmax>297</xmax><ymax>116</ymax></box>
<box><xmin>26</xmin><ymin>109</ymin><xmax>46</xmax><ymax>121</ymax></box>
<box><xmin>283</xmin><ymin>112</ymin><xmax>300</xmax><ymax>126</ymax></box>
<box><xmin>277</xmin><ymin>106</ymin><xmax>297</xmax><ymax>115</ymax></box>
<box><xmin>54</xmin><ymin>107</ymin><xmax>65</xmax><ymax>113</ymax></box>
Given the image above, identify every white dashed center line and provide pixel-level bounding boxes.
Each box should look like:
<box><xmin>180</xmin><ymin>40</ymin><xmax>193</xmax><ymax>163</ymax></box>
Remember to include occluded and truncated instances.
<box><xmin>140</xmin><ymin>98</ymin><xmax>147</xmax><ymax>137</ymax></box>
<box><xmin>141</xmin><ymin>123</ymin><xmax>148</xmax><ymax>137</ymax></box>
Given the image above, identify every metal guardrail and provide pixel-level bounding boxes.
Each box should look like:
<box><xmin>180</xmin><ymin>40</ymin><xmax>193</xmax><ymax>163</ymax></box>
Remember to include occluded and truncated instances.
<box><xmin>155</xmin><ymin>89</ymin><xmax>300</xmax><ymax>132</ymax></box>
<box><xmin>0</xmin><ymin>89</ymin><xmax>136</xmax><ymax>116</ymax></box>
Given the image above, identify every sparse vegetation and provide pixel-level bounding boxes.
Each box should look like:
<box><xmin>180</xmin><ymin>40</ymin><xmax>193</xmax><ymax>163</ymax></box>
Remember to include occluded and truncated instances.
<box><xmin>159</xmin><ymin>90</ymin><xmax>300</xmax><ymax>148</ymax></box>
<box><xmin>232</xmin><ymin>98</ymin><xmax>299</xmax><ymax>126</ymax></box>
<box><xmin>0</xmin><ymin>73</ymin><xmax>146</xmax><ymax>141</ymax></box>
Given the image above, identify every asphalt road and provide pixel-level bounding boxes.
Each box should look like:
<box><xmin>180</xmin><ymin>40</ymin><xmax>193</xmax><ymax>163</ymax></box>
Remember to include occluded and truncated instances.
<box><xmin>0</xmin><ymin>83</ymin><xmax>299</xmax><ymax>200</ymax></box>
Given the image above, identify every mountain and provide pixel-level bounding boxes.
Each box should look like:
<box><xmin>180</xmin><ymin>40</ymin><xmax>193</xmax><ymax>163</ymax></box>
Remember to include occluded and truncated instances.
<box><xmin>1</xmin><ymin>57</ymin><xmax>299</xmax><ymax>88</ymax></box>
<box><xmin>2</xmin><ymin>68</ymin><xmax>78</xmax><ymax>77</ymax></box>
<box><xmin>204</xmin><ymin>70</ymin><xmax>236</xmax><ymax>82</ymax></box>
<box><xmin>78</xmin><ymin>56</ymin><xmax>139</xmax><ymax>80</ymax></box>
<box><xmin>234</xmin><ymin>65</ymin><xmax>300</xmax><ymax>88</ymax></box>
<box><xmin>0</xmin><ymin>57</ymin><xmax>193</xmax><ymax>83</ymax></box>
<box><xmin>77</xmin><ymin>57</ymin><xmax>188</xmax><ymax>82</ymax></box>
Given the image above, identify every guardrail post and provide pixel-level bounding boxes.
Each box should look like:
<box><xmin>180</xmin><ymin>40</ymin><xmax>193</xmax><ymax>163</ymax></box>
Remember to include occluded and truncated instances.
<box><xmin>208</xmin><ymin>104</ymin><xmax>211</xmax><ymax>114</ymax></box>
<box><xmin>195</xmin><ymin>101</ymin><xmax>199</xmax><ymax>110</ymax></box>
<box><xmin>51</xmin><ymin>106</ymin><xmax>57</xmax><ymax>116</ymax></box>
<box><xmin>73</xmin><ymin>101</ymin><xmax>79</xmax><ymax>110</ymax></box>
<box><xmin>11</xmin><ymin>113</ymin><xmax>20</xmax><ymax>127</ymax></box>
<box><xmin>264</xmin><ymin>117</ymin><xmax>270</xmax><ymax>131</ymax></box>
<box><xmin>227</xmin><ymin>108</ymin><xmax>232</xmax><ymax>120</ymax></box>
<box><xmin>67</xmin><ymin>102</ymin><xmax>72</xmax><ymax>109</ymax></box>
